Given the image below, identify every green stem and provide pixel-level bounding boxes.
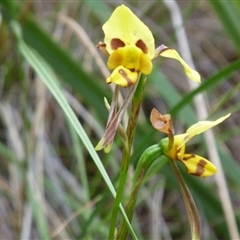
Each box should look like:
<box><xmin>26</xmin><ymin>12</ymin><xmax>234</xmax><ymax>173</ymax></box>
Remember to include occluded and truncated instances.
<box><xmin>108</xmin><ymin>75</ymin><xmax>146</xmax><ymax>240</ymax></box>
<box><xmin>169</xmin><ymin>159</ymin><xmax>201</xmax><ymax>240</ymax></box>
<box><xmin>117</xmin><ymin>144</ymin><xmax>165</xmax><ymax>239</ymax></box>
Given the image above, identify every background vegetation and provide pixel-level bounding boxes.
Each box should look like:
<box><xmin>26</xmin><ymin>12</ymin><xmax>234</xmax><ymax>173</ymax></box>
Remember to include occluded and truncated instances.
<box><xmin>0</xmin><ymin>0</ymin><xmax>239</xmax><ymax>239</ymax></box>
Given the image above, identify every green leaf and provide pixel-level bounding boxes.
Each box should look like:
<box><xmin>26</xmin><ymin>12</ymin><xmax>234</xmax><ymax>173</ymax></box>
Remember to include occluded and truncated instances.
<box><xmin>171</xmin><ymin>59</ymin><xmax>240</xmax><ymax>116</ymax></box>
<box><xmin>1</xmin><ymin>1</ymin><xmax>110</xmax><ymax>120</ymax></box>
<box><xmin>209</xmin><ymin>0</ymin><xmax>240</xmax><ymax>53</ymax></box>
<box><xmin>11</xmin><ymin>20</ymin><xmax>138</xmax><ymax>240</ymax></box>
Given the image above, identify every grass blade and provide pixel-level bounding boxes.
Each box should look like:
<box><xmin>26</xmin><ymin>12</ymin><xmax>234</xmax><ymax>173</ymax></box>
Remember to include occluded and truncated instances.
<box><xmin>11</xmin><ymin>21</ymin><xmax>138</xmax><ymax>240</ymax></box>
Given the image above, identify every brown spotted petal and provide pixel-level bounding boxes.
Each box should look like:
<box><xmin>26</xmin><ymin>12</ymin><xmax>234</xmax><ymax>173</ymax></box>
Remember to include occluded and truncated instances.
<box><xmin>106</xmin><ymin>66</ymin><xmax>138</xmax><ymax>87</ymax></box>
<box><xmin>102</xmin><ymin>5</ymin><xmax>155</xmax><ymax>58</ymax></box>
<box><xmin>181</xmin><ymin>154</ymin><xmax>217</xmax><ymax>177</ymax></box>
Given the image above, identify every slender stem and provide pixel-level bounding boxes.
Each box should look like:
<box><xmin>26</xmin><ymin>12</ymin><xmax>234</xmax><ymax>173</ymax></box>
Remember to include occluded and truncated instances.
<box><xmin>108</xmin><ymin>75</ymin><xmax>146</xmax><ymax>240</ymax></box>
<box><xmin>107</xmin><ymin>149</ymin><xmax>129</xmax><ymax>240</ymax></box>
<box><xmin>117</xmin><ymin>145</ymin><xmax>165</xmax><ymax>239</ymax></box>
<box><xmin>169</xmin><ymin>159</ymin><xmax>201</xmax><ymax>240</ymax></box>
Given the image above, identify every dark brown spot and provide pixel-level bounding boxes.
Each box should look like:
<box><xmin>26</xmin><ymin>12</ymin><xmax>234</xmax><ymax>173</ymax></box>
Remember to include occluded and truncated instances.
<box><xmin>183</xmin><ymin>154</ymin><xmax>195</xmax><ymax>161</ymax></box>
<box><xmin>194</xmin><ymin>159</ymin><xmax>207</xmax><ymax>177</ymax></box>
<box><xmin>111</xmin><ymin>38</ymin><xmax>125</xmax><ymax>50</ymax></box>
<box><xmin>135</xmin><ymin>39</ymin><xmax>148</xmax><ymax>53</ymax></box>
<box><xmin>119</xmin><ymin>69</ymin><xmax>133</xmax><ymax>86</ymax></box>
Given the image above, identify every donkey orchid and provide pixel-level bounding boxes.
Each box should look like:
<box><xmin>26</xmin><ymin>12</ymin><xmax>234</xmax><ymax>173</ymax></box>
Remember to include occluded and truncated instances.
<box><xmin>151</xmin><ymin>108</ymin><xmax>230</xmax><ymax>177</ymax></box>
<box><xmin>97</xmin><ymin>5</ymin><xmax>201</xmax><ymax>87</ymax></box>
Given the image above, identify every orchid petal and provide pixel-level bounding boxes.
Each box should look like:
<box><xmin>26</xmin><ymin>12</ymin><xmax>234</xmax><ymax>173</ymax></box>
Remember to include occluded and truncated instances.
<box><xmin>181</xmin><ymin>154</ymin><xmax>217</xmax><ymax>177</ymax></box>
<box><xmin>177</xmin><ymin>113</ymin><xmax>231</xmax><ymax>149</ymax></box>
<box><xmin>107</xmin><ymin>45</ymin><xmax>152</xmax><ymax>74</ymax></box>
<box><xmin>150</xmin><ymin>108</ymin><xmax>173</xmax><ymax>134</ymax></box>
<box><xmin>166</xmin><ymin>134</ymin><xmax>187</xmax><ymax>160</ymax></box>
<box><xmin>102</xmin><ymin>5</ymin><xmax>155</xmax><ymax>59</ymax></box>
<box><xmin>106</xmin><ymin>66</ymin><xmax>138</xmax><ymax>87</ymax></box>
<box><xmin>159</xmin><ymin>46</ymin><xmax>201</xmax><ymax>83</ymax></box>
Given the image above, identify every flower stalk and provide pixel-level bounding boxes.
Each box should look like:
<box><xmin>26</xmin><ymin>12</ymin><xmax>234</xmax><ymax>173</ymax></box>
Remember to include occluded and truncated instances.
<box><xmin>116</xmin><ymin>144</ymin><xmax>166</xmax><ymax>239</ymax></box>
<box><xmin>169</xmin><ymin>159</ymin><xmax>201</xmax><ymax>240</ymax></box>
<box><xmin>108</xmin><ymin>74</ymin><xmax>146</xmax><ymax>240</ymax></box>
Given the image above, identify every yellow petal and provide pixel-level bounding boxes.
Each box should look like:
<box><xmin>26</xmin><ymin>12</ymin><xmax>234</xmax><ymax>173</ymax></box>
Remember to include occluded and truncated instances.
<box><xmin>177</xmin><ymin>113</ymin><xmax>231</xmax><ymax>149</ymax></box>
<box><xmin>102</xmin><ymin>5</ymin><xmax>155</xmax><ymax>59</ymax></box>
<box><xmin>107</xmin><ymin>45</ymin><xmax>152</xmax><ymax>74</ymax></box>
<box><xmin>107</xmin><ymin>45</ymin><xmax>141</xmax><ymax>70</ymax></box>
<box><xmin>180</xmin><ymin>154</ymin><xmax>217</xmax><ymax>177</ymax></box>
<box><xmin>95</xmin><ymin>137</ymin><xmax>112</xmax><ymax>153</ymax></box>
<box><xmin>107</xmin><ymin>48</ymin><xmax>126</xmax><ymax>70</ymax></box>
<box><xmin>165</xmin><ymin>134</ymin><xmax>187</xmax><ymax>160</ymax></box>
<box><xmin>104</xmin><ymin>143</ymin><xmax>112</xmax><ymax>153</ymax></box>
<box><xmin>159</xmin><ymin>47</ymin><xmax>201</xmax><ymax>83</ymax></box>
<box><xmin>106</xmin><ymin>66</ymin><xmax>138</xmax><ymax>87</ymax></box>
<box><xmin>139</xmin><ymin>51</ymin><xmax>153</xmax><ymax>74</ymax></box>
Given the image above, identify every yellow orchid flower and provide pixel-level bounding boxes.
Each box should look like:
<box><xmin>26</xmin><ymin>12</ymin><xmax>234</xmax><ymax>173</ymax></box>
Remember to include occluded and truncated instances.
<box><xmin>157</xmin><ymin>112</ymin><xmax>231</xmax><ymax>177</ymax></box>
<box><xmin>98</xmin><ymin>5</ymin><xmax>201</xmax><ymax>87</ymax></box>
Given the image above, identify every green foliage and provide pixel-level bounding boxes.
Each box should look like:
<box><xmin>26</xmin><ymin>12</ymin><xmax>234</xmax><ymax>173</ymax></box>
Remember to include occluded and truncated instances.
<box><xmin>0</xmin><ymin>1</ymin><xmax>239</xmax><ymax>239</ymax></box>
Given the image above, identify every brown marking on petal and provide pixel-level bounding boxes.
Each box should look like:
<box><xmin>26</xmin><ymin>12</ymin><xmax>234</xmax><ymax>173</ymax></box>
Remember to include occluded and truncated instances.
<box><xmin>111</xmin><ymin>38</ymin><xmax>125</xmax><ymax>50</ymax></box>
<box><xmin>183</xmin><ymin>154</ymin><xmax>195</xmax><ymax>161</ymax></box>
<box><xmin>135</xmin><ymin>39</ymin><xmax>148</xmax><ymax>53</ymax></box>
<box><xmin>119</xmin><ymin>69</ymin><xmax>133</xmax><ymax>86</ymax></box>
<box><xmin>194</xmin><ymin>159</ymin><xmax>207</xmax><ymax>177</ymax></box>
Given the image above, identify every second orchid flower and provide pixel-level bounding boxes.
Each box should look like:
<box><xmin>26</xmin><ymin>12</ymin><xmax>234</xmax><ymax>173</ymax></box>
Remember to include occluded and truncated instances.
<box><xmin>150</xmin><ymin>108</ymin><xmax>230</xmax><ymax>177</ymax></box>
